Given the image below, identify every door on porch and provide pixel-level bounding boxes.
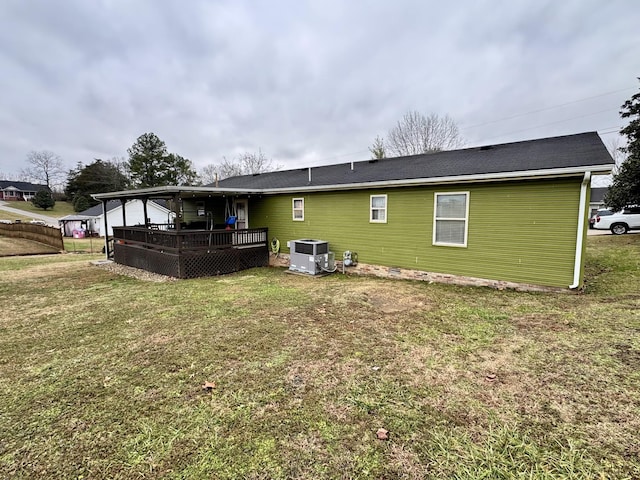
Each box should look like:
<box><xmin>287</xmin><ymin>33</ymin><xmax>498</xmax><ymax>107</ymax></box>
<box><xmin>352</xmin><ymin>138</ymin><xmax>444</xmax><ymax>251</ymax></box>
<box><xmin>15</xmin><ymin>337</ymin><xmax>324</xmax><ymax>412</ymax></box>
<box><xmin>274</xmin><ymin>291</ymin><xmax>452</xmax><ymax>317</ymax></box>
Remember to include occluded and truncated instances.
<box><xmin>234</xmin><ymin>199</ymin><xmax>248</xmax><ymax>229</ymax></box>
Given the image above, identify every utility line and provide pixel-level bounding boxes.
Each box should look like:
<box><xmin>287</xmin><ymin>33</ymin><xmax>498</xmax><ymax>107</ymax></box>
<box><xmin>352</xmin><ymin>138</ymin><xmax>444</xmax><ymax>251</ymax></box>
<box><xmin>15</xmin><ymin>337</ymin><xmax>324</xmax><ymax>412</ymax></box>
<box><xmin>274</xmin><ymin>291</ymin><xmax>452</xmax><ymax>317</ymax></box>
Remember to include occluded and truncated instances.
<box><xmin>461</xmin><ymin>87</ymin><xmax>634</xmax><ymax>130</ymax></box>
<box><xmin>477</xmin><ymin>108</ymin><xmax>617</xmax><ymax>143</ymax></box>
<box><xmin>306</xmin><ymin>87</ymin><xmax>632</xmax><ymax>164</ymax></box>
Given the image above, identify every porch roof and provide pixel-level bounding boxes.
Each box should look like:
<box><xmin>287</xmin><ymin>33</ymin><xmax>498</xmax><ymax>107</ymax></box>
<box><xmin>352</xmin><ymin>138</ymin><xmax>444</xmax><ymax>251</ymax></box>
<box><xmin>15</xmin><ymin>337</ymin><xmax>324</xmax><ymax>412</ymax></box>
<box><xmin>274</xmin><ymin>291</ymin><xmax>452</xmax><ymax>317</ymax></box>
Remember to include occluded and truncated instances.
<box><xmin>92</xmin><ymin>185</ymin><xmax>257</xmax><ymax>201</ymax></box>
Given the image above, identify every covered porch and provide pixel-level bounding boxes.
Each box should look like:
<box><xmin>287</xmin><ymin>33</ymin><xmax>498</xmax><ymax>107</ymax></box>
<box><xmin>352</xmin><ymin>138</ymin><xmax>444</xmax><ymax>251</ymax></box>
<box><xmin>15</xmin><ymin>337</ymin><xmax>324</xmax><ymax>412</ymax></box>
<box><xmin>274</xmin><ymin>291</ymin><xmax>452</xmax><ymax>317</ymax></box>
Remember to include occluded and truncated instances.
<box><xmin>93</xmin><ymin>186</ymin><xmax>268</xmax><ymax>279</ymax></box>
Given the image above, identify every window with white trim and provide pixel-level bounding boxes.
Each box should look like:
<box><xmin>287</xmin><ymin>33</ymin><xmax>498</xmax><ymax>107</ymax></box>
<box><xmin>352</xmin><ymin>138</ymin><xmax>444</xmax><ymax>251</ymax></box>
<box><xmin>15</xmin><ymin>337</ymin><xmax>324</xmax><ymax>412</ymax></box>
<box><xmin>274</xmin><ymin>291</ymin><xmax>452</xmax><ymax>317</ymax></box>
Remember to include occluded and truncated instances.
<box><xmin>292</xmin><ymin>198</ymin><xmax>304</xmax><ymax>221</ymax></box>
<box><xmin>433</xmin><ymin>192</ymin><xmax>469</xmax><ymax>247</ymax></box>
<box><xmin>370</xmin><ymin>194</ymin><xmax>387</xmax><ymax>223</ymax></box>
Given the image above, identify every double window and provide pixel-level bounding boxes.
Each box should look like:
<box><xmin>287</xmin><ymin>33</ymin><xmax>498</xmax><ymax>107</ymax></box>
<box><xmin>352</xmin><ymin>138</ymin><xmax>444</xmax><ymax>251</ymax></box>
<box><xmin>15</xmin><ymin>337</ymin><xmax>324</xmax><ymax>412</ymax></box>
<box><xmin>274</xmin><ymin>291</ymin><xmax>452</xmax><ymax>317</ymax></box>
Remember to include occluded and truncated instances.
<box><xmin>370</xmin><ymin>194</ymin><xmax>387</xmax><ymax>223</ymax></box>
<box><xmin>433</xmin><ymin>192</ymin><xmax>469</xmax><ymax>247</ymax></box>
<box><xmin>292</xmin><ymin>198</ymin><xmax>304</xmax><ymax>221</ymax></box>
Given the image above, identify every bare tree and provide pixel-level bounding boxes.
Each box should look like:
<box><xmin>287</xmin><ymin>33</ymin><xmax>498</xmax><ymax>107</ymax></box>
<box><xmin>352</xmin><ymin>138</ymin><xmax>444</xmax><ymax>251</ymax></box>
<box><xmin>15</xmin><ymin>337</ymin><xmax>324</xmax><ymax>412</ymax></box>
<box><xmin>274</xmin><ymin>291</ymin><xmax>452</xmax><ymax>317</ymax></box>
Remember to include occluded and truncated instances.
<box><xmin>21</xmin><ymin>150</ymin><xmax>66</xmax><ymax>189</ymax></box>
<box><xmin>237</xmin><ymin>149</ymin><xmax>280</xmax><ymax>174</ymax></box>
<box><xmin>385</xmin><ymin>111</ymin><xmax>463</xmax><ymax>157</ymax></box>
<box><xmin>200</xmin><ymin>149</ymin><xmax>280</xmax><ymax>183</ymax></box>
<box><xmin>592</xmin><ymin>138</ymin><xmax>628</xmax><ymax>188</ymax></box>
<box><xmin>606</xmin><ymin>138</ymin><xmax>626</xmax><ymax>175</ymax></box>
<box><xmin>200</xmin><ymin>157</ymin><xmax>244</xmax><ymax>184</ymax></box>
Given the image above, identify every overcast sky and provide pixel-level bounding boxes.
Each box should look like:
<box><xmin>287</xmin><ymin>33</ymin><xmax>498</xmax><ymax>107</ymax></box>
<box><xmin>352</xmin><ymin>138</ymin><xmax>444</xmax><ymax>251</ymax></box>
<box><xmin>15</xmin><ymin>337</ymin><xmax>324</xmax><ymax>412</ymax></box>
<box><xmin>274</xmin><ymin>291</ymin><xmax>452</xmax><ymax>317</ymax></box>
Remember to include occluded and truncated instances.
<box><xmin>0</xmin><ymin>0</ymin><xmax>638</xmax><ymax>182</ymax></box>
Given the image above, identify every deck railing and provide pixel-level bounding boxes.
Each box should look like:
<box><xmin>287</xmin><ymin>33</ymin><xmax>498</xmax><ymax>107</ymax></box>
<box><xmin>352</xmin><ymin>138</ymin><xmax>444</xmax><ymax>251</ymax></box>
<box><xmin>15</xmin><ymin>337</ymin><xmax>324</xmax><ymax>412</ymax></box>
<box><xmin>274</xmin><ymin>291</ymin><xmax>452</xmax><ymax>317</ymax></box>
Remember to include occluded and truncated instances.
<box><xmin>112</xmin><ymin>226</ymin><xmax>268</xmax><ymax>253</ymax></box>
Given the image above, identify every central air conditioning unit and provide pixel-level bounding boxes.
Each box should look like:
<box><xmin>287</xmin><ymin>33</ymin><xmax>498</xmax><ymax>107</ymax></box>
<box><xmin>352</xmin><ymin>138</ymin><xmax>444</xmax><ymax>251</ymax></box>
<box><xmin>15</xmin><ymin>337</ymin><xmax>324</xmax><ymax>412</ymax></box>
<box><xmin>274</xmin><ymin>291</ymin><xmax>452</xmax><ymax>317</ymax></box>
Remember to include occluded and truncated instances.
<box><xmin>288</xmin><ymin>239</ymin><xmax>335</xmax><ymax>275</ymax></box>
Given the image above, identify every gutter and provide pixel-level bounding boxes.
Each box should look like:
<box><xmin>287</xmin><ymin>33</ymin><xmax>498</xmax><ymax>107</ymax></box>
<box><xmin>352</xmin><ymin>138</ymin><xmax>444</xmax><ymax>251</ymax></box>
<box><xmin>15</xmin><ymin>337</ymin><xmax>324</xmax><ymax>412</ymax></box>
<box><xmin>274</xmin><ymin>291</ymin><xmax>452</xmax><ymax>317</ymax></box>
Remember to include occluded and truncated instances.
<box><xmin>569</xmin><ymin>172</ymin><xmax>591</xmax><ymax>289</ymax></box>
<box><xmin>91</xmin><ymin>164</ymin><xmax>614</xmax><ymax>200</ymax></box>
<box><xmin>92</xmin><ymin>185</ymin><xmax>258</xmax><ymax>200</ymax></box>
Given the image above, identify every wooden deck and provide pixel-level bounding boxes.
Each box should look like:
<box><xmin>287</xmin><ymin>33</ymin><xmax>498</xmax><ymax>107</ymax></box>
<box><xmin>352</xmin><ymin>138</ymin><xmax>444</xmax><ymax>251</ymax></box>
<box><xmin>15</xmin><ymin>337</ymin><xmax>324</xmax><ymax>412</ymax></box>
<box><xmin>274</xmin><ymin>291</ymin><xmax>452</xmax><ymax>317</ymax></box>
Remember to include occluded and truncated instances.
<box><xmin>111</xmin><ymin>226</ymin><xmax>269</xmax><ymax>278</ymax></box>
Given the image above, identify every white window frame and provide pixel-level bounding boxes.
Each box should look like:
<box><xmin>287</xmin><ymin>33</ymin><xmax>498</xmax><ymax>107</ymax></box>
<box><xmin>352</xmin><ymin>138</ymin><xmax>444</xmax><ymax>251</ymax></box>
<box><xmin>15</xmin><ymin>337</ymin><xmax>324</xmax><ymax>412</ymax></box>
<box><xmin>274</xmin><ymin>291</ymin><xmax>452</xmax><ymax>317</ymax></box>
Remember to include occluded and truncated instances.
<box><xmin>370</xmin><ymin>194</ymin><xmax>387</xmax><ymax>223</ymax></box>
<box><xmin>433</xmin><ymin>192</ymin><xmax>469</xmax><ymax>247</ymax></box>
<box><xmin>292</xmin><ymin>197</ymin><xmax>304</xmax><ymax>221</ymax></box>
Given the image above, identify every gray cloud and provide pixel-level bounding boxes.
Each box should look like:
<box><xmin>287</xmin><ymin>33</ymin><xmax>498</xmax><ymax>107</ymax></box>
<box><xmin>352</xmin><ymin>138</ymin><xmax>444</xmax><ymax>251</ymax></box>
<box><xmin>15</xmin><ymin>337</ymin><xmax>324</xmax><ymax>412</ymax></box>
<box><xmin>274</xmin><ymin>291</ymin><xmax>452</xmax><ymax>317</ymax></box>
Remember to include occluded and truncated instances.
<box><xmin>0</xmin><ymin>0</ymin><xmax>637</xmax><ymax>181</ymax></box>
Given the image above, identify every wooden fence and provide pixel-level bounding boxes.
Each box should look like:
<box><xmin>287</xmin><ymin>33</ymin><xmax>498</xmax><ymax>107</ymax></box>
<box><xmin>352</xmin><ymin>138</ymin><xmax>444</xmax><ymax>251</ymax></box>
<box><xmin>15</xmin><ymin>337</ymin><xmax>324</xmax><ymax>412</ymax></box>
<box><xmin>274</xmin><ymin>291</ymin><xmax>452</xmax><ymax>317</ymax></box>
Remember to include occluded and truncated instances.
<box><xmin>0</xmin><ymin>223</ymin><xmax>64</xmax><ymax>251</ymax></box>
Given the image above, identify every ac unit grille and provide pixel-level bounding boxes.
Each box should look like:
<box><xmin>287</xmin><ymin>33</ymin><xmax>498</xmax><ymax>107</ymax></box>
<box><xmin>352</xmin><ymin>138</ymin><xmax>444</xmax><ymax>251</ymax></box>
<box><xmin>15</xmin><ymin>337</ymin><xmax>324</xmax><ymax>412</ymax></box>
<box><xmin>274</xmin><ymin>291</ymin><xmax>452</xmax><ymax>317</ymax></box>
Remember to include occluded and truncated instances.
<box><xmin>294</xmin><ymin>242</ymin><xmax>314</xmax><ymax>255</ymax></box>
<box><xmin>292</xmin><ymin>240</ymin><xmax>328</xmax><ymax>256</ymax></box>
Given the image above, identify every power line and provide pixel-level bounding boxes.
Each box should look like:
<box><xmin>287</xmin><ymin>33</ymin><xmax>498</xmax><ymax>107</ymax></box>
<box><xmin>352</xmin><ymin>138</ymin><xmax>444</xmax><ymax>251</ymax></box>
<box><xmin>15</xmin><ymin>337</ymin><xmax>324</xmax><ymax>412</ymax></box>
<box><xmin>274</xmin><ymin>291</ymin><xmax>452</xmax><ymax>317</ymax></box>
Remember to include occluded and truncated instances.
<box><xmin>598</xmin><ymin>127</ymin><xmax>622</xmax><ymax>136</ymax></box>
<box><xmin>461</xmin><ymin>87</ymin><xmax>634</xmax><ymax>130</ymax></box>
<box><xmin>304</xmin><ymin>87</ymin><xmax>633</xmax><ymax>164</ymax></box>
<box><xmin>478</xmin><ymin>108</ymin><xmax>618</xmax><ymax>143</ymax></box>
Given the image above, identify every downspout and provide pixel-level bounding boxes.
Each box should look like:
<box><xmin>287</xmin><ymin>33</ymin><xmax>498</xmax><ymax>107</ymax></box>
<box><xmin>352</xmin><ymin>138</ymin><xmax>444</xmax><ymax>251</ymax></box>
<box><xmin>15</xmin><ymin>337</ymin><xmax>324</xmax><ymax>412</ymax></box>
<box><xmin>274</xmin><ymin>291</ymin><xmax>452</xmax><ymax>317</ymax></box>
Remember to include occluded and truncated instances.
<box><xmin>569</xmin><ymin>172</ymin><xmax>591</xmax><ymax>289</ymax></box>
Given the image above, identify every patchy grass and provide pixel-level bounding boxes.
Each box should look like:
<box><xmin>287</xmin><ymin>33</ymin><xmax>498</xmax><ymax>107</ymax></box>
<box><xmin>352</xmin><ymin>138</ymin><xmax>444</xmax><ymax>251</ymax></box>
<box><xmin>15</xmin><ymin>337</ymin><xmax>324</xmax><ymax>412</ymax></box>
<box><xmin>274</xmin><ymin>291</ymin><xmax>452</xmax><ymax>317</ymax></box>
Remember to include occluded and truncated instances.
<box><xmin>2</xmin><ymin>200</ymin><xmax>75</xmax><ymax>217</ymax></box>
<box><xmin>0</xmin><ymin>210</ymin><xmax>33</xmax><ymax>222</ymax></box>
<box><xmin>64</xmin><ymin>236</ymin><xmax>103</xmax><ymax>254</ymax></box>
<box><xmin>0</xmin><ymin>236</ymin><xmax>61</xmax><ymax>256</ymax></box>
<box><xmin>0</xmin><ymin>236</ymin><xmax>639</xmax><ymax>478</ymax></box>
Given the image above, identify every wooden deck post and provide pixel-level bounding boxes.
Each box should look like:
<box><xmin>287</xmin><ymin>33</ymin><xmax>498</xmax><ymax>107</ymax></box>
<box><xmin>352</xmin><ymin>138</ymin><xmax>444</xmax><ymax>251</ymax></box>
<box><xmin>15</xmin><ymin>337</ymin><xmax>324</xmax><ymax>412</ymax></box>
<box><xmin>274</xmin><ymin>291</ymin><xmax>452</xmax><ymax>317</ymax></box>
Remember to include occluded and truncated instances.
<box><xmin>120</xmin><ymin>199</ymin><xmax>127</xmax><ymax>227</ymax></box>
<box><xmin>142</xmin><ymin>198</ymin><xmax>149</xmax><ymax>227</ymax></box>
<box><xmin>173</xmin><ymin>194</ymin><xmax>181</xmax><ymax>232</ymax></box>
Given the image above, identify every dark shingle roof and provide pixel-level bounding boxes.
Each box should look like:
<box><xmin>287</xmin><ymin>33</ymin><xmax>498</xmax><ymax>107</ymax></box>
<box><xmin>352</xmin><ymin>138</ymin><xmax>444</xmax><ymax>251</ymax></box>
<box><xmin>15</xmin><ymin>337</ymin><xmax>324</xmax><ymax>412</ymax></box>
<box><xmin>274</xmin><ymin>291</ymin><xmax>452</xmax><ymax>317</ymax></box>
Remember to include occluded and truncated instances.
<box><xmin>217</xmin><ymin>132</ymin><xmax>612</xmax><ymax>190</ymax></box>
<box><xmin>590</xmin><ymin>187</ymin><xmax>608</xmax><ymax>203</ymax></box>
<box><xmin>0</xmin><ymin>180</ymin><xmax>48</xmax><ymax>191</ymax></box>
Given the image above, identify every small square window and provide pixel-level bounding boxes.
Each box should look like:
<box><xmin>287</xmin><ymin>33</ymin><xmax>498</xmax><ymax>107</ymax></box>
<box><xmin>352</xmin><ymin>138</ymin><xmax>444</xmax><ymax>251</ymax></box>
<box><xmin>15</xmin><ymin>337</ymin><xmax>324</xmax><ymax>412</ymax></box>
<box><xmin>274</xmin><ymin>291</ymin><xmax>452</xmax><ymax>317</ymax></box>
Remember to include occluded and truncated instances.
<box><xmin>293</xmin><ymin>198</ymin><xmax>304</xmax><ymax>221</ymax></box>
<box><xmin>370</xmin><ymin>194</ymin><xmax>387</xmax><ymax>223</ymax></box>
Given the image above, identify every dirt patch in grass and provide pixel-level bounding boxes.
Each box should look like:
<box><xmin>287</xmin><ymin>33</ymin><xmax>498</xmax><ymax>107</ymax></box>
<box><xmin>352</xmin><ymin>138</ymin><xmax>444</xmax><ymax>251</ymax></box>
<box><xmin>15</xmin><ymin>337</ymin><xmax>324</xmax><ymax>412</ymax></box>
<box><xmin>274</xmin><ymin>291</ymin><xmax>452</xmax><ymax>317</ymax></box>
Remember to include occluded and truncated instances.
<box><xmin>339</xmin><ymin>281</ymin><xmax>433</xmax><ymax>314</ymax></box>
<box><xmin>92</xmin><ymin>260</ymin><xmax>177</xmax><ymax>282</ymax></box>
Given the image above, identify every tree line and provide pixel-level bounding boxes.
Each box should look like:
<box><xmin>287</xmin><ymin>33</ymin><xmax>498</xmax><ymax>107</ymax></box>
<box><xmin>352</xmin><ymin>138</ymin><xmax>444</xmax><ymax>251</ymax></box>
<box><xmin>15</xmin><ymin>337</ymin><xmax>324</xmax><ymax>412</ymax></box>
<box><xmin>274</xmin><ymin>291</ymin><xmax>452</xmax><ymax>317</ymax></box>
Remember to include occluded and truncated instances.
<box><xmin>19</xmin><ymin>133</ymin><xmax>280</xmax><ymax>212</ymax></box>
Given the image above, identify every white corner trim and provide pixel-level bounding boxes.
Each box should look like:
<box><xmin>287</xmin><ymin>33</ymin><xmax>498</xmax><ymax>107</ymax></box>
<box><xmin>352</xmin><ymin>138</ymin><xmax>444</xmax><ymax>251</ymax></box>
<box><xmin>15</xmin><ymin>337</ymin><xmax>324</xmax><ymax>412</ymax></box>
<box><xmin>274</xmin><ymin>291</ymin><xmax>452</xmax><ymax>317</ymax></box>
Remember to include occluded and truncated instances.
<box><xmin>569</xmin><ymin>172</ymin><xmax>591</xmax><ymax>289</ymax></box>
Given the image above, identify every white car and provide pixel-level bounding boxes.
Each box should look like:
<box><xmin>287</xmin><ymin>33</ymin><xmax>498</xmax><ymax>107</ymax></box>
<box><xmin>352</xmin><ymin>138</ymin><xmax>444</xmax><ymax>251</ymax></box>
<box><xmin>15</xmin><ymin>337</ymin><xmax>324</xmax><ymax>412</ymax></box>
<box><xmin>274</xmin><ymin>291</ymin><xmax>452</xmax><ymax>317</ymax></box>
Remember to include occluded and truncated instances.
<box><xmin>589</xmin><ymin>208</ymin><xmax>612</xmax><ymax>229</ymax></box>
<box><xmin>593</xmin><ymin>206</ymin><xmax>640</xmax><ymax>234</ymax></box>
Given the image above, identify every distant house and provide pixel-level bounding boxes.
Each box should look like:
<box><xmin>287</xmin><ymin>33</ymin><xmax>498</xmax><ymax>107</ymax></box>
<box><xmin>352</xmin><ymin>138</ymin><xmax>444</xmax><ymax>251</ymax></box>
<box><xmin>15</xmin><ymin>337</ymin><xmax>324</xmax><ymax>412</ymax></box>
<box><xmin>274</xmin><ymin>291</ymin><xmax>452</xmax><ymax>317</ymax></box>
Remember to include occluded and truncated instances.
<box><xmin>94</xmin><ymin>132</ymin><xmax>614</xmax><ymax>290</ymax></box>
<box><xmin>589</xmin><ymin>187</ymin><xmax>609</xmax><ymax>215</ymax></box>
<box><xmin>59</xmin><ymin>199</ymin><xmax>173</xmax><ymax>237</ymax></box>
<box><xmin>0</xmin><ymin>181</ymin><xmax>48</xmax><ymax>201</ymax></box>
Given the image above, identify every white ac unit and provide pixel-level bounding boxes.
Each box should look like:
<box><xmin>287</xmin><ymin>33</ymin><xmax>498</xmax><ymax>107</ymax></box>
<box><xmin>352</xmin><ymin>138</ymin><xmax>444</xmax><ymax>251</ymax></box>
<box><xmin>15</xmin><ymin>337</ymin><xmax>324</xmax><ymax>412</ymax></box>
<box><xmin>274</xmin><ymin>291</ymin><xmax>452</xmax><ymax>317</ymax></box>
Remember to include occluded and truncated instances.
<box><xmin>289</xmin><ymin>239</ymin><xmax>334</xmax><ymax>275</ymax></box>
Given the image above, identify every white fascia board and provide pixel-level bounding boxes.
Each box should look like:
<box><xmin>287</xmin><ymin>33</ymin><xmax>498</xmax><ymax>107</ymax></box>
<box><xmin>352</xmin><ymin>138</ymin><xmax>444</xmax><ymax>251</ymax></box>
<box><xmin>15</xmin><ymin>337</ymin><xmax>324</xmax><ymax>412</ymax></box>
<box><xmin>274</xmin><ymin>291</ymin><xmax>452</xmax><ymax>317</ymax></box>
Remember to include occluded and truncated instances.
<box><xmin>92</xmin><ymin>186</ymin><xmax>258</xmax><ymax>200</ymax></box>
<box><xmin>261</xmin><ymin>164</ymin><xmax>615</xmax><ymax>194</ymax></box>
<box><xmin>91</xmin><ymin>164</ymin><xmax>614</xmax><ymax>199</ymax></box>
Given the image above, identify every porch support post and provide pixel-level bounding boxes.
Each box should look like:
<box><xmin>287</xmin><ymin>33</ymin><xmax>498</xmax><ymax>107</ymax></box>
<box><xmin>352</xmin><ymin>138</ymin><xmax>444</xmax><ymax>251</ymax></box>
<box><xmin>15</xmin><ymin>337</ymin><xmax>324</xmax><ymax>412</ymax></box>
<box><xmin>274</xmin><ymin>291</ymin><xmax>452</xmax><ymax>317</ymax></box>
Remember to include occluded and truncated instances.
<box><xmin>173</xmin><ymin>193</ymin><xmax>181</xmax><ymax>232</ymax></box>
<box><xmin>142</xmin><ymin>197</ymin><xmax>149</xmax><ymax>227</ymax></box>
<box><xmin>120</xmin><ymin>199</ymin><xmax>127</xmax><ymax>227</ymax></box>
<box><xmin>102</xmin><ymin>199</ymin><xmax>110</xmax><ymax>259</ymax></box>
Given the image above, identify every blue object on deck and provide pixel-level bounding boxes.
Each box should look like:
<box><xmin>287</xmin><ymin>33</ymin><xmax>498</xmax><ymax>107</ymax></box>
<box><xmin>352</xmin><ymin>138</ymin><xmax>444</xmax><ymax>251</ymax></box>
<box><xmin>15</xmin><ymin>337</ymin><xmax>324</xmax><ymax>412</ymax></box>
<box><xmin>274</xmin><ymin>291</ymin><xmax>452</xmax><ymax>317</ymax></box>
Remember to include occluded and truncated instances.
<box><xmin>226</xmin><ymin>216</ymin><xmax>237</xmax><ymax>225</ymax></box>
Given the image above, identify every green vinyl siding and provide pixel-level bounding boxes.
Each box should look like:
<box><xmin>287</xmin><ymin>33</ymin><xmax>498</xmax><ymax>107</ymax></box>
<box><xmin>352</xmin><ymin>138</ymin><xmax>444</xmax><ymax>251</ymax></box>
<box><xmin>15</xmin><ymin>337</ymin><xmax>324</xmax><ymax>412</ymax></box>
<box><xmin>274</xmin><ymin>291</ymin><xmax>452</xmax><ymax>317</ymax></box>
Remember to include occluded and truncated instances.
<box><xmin>250</xmin><ymin>177</ymin><xmax>584</xmax><ymax>288</ymax></box>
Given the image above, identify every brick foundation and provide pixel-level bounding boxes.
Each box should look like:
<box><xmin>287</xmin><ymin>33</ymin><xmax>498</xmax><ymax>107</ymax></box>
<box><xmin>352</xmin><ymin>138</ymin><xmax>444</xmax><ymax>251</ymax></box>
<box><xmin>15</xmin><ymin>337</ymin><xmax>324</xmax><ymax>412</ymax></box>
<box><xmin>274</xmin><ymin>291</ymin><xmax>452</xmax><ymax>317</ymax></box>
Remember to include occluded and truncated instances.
<box><xmin>268</xmin><ymin>253</ymin><xmax>569</xmax><ymax>293</ymax></box>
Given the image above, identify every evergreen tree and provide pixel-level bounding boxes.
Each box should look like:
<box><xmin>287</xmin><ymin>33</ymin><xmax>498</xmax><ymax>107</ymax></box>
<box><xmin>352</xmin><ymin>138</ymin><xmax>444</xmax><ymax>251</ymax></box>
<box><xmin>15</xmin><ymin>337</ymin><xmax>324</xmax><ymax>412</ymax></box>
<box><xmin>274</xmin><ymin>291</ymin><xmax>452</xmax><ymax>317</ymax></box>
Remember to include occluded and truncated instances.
<box><xmin>604</xmin><ymin>80</ymin><xmax>640</xmax><ymax>211</ymax></box>
<box><xmin>32</xmin><ymin>189</ymin><xmax>55</xmax><ymax>211</ymax></box>
<box><xmin>127</xmin><ymin>133</ymin><xmax>197</xmax><ymax>187</ymax></box>
<box><xmin>65</xmin><ymin>159</ymin><xmax>130</xmax><ymax>211</ymax></box>
<box><xmin>369</xmin><ymin>135</ymin><xmax>386</xmax><ymax>159</ymax></box>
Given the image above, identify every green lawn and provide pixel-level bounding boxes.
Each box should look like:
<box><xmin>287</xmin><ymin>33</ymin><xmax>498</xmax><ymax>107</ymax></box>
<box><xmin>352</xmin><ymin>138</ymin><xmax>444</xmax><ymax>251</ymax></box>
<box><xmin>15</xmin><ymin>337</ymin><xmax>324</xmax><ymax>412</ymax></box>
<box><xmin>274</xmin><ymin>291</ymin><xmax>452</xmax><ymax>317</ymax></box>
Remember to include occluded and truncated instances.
<box><xmin>2</xmin><ymin>200</ymin><xmax>76</xmax><ymax>217</ymax></box>
<box><xmin>0</xmin><ymin>236</ymin><xmax>639</xmax><ymax>478</ymax></box>
<box><xmin>0</xmin><ymin>209</ymin><xmax>33</xmax><ymax>222</ymax></box>
<box><xmin>0</xmin><ymin>236</ymin><xmax>61</xmax><ymax>256</ymax></box>
<box><xmin>63</xmin><ymin>236</ymin><xmax>104</xmax><ymax>254</ymax></box>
